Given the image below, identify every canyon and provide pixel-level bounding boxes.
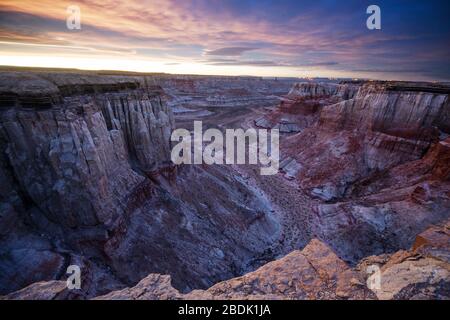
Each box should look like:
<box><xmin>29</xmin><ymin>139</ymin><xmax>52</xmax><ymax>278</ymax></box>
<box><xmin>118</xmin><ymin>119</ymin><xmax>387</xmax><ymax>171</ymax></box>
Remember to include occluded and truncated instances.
<box><xmin>0</xmin><ymin>69</ymin><xmax>448</xmax><ymax>300</ymax></box>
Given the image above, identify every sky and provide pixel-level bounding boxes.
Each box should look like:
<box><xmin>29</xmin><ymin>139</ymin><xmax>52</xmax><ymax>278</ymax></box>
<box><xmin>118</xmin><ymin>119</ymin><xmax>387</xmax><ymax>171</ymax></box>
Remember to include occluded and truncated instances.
<box><xmin>0</xmin><ymin>0</ymin><xmax>449</xmax><ymax>81</ymax></box>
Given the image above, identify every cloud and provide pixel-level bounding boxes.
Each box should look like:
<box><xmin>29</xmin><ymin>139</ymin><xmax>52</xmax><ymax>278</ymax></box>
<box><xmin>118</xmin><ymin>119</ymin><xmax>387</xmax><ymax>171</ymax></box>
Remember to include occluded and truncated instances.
<box><xmin>303</xmin><ymin>62</ymin><xmax>339</xmax><ymax>67</ymax></box>
<box><xmin>204</xmin><ymin>47</ymin><xmax>257</xmax><ymax>56</ymax></box>
<box><xmin>207</xmin><ymin>60</ymin><xmax>280</xmax><ymax>67</ymax></box>
<box><xmin>0</xmin><ymin>0</ymin><xmax>448</xmax><ymax>80</ymax></box>
<box><xmin>204</xmin><ymin>59</ymin><xmax>338</xmax><ymax>68</ymax></box>
<box><xmin>352</xmin><ymin>68</ymin><xmax>427</xmax><ymax>73</ymax></box>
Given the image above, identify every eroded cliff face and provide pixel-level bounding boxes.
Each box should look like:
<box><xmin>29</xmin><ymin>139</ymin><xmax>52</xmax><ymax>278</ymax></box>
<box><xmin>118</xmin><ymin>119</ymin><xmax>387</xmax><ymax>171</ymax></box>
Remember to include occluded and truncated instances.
<box><xmin>255</xmin><ymin>81</ymin><xmax>361</xmax><ymax>134</ymax></box>
<box><xmin>272</xmin><ymin>81</ymin><xmax>450</xmax><ymax>262</ymax></box>
<box><xmin>148</xmin><ymin>75</ymin><xmax>295</xmax><ymax>109</ymax></box>
<box><xmin>287</xmin><ymin>82</ymin><xmax>359</xmax><ymax>100</ymax></box>
<box><xmin>287</xmin><ymin>82</ymin><xmax>448</xmax><ymax>198</ymax></box>
<box><xmin>0</xmin><ymin>73</ymin><xmax>172</xmax><ymax>229</ymax></box>
<box><xmin>0</xmin><ymin>72</ymin><xmax>280</xmax><ymax>296</ymax></box>
<box><xmin>0</xmin><ymin>72</ymin><xmax>174</xmax><ymax>295</ymax></box>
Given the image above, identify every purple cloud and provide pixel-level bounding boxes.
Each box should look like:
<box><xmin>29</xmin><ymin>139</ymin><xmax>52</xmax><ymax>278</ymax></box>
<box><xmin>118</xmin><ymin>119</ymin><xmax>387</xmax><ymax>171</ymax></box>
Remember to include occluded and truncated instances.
<box><xmin>204</xmin><ymin>47</ymin><xmax>257</xmax><ymax>56</ymax></box>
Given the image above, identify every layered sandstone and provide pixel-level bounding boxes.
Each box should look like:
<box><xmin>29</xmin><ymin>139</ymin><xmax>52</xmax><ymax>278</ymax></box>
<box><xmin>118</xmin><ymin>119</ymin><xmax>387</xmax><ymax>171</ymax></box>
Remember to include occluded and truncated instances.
<box><xmin>274</xmin><ymin>81</ymin><xmax>450</xmax><ymax>262</ymax></box>
<box><xmin>0</xmin><ymin>72</ymin><xmax>280</xmax><ymax>296</ymax></box>
<box><xmin>148</xmin><ymin>75</ymin><xmax>295</xmax><ymax>111</ymax></box>
<box><xmin>0</xmin><ymin>72</ymin><xmax>174</xmax><ymax>294</ymax></box>
<box><xmin>255</xmin><ymin>81</ymin><xmax>360</xmax><ymax>133</ymax></box>
<box><xmin>287</xmin><ymin>81</ymin><xmax>359</xmax><ymax>100</ymax></box>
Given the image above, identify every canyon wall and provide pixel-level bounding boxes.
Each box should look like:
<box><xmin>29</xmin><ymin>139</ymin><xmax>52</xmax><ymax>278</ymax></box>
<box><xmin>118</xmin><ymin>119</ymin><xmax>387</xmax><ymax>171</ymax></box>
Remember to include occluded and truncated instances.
<box><xmin>0</xmin><ymin>72</ymin><xmax>173</xmax><ymax>230</ymax></box>
<box><xmin>287</xmin><ymin>81</ymin><xmax>449</xmax><ymax>197</ymax></box>
<box><xmin>274</xmin><ymin>81</ymin><xmax>450</xmax><ymax>262</ymax></box>
<box><xmin>147</xmin><ymin>75</ymin><xmax>296</xmax><ymax>109</ymax></box>
<box><xmin>287</xmin><ymin>81</ymin><xmax>360</xmax><ymax>100</ymax></box>
<box><xmin>0</xmin><ymin>72</ymin><xmax>280</xmax><ymax>296</ymax></box>
<box><xmin>0</xmin><ymin>72</ymin><xmax>174</xmax><ymax>295</ymax></box>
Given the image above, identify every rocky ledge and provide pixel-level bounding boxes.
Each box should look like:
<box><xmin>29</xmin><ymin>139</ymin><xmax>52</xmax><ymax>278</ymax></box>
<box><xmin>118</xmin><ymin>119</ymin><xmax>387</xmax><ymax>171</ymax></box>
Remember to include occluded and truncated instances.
<box><xmin>3</xmin><ymin>220</ymin><xmax>448</xmax><ymax>300</ymax></box>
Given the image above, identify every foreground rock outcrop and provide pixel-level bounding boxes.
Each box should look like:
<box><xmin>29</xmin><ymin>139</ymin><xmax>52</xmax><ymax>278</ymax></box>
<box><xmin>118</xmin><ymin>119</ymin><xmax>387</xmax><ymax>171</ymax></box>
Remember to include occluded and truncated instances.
<box><xmin>5</xmin><ymin>221</ymin><xmax>447</xmax><ymax>300</ymax></box>
<box><xmin>95</xmin><ymin>239</ymin><xmax>374</xmax><ymax>300</ymax></box>
<box><xmin>362</xmin><ymin>219</ymin><xmax>450</xmax><ymax>300</ymax></box>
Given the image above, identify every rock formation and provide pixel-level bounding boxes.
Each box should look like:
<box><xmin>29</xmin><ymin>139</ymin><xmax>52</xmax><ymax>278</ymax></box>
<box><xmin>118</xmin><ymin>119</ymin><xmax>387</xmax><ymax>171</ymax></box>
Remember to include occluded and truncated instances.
<box><xmin>0</xmin><ymin>71</ymin><xmax>280</xmax><ymax>296</ymax></box>
<box><xmin>269</xmin><ymin>81</ymin><xmax>450</xmax><ymax>263</ymax></box>
<box><xmin>148</xmin><ymin>75</ymin><xmax>295</xmax><ymax>109</ymax></box>
<box><xmin>287</xmin><ymin>81</ymin><xmax>359</xmax><ymax>100</ymax></box>
<box><xmin>98</xmin><ymin>220</ymin><xmax>450</xmax><ymax>300</ymax></box>
<box><xmin>4</xmin><ymin>220</ymin><xmax>447</xmax><ymax>300</ymax></box>
<box><xmin>0</xmin><ymin>70</ymin><xmax>448</xmax><ymax>300</ymax></box>
<box><xmin>254</xmin><ymin>81</ymin><xmax>360</xmax><ymax>133</ymax></box>
<box><xmin>0</xmin><ymin>72</ymin><xmax>174</xmax><ymax>295</ymax></box>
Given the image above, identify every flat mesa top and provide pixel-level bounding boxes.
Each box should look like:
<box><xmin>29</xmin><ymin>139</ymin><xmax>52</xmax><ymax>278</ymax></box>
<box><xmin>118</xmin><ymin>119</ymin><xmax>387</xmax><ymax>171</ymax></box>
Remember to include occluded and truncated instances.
<box><xmin>0</xmin><ymin>68</ymin><xmax>449</xmax><ymax>97</ymax></box>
